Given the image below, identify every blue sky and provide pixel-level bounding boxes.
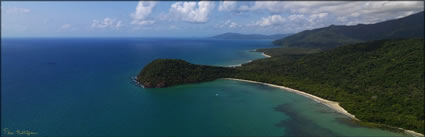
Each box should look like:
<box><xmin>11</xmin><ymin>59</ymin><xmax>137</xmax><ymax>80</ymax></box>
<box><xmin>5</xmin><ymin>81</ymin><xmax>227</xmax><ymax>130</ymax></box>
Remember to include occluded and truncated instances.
<box><xmin>1</xmin><ymin>1</ymin><xmax>424</xmax><ymax>37</ymax></box>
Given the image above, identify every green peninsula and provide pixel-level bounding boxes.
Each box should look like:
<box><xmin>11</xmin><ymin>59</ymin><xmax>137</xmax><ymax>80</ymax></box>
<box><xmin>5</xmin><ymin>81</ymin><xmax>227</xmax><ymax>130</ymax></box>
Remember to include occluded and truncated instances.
<box><xmin>136</xmin><ymin>59</ymin><xmax>236</xmax><ymax>88</ymax></box>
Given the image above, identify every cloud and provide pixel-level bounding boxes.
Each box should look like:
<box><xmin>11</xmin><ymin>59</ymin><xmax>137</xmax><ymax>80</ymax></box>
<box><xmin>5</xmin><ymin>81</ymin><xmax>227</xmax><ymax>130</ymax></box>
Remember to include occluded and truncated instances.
<box><xmin>168</xmin><ymin>1</ymin><xmax>215</xmax><ymax>23</ymax></box>
<box><xmin>115</xmin><ymin>21</ymin><xmax>122</xmax><ymax>28</ymax></box>
<box><xmin>169</xmin><ymin>25</ymin><xmax>180</xmax><ymax>30</ymax></box>
<box><xmin>232</xmin><ymin>1</ymin><xmax>423</xmax><ymax>34</ymax></box>
<box><xmin>61</xmin><ymin>24</ymin><xmax>72</xmax><ymax>29</ymax></box>
<box><xmin>226</xmin><ymin>21</ymin><xmax>239</xmax><ymax>28</ymax></box>
<box><xmin>4</xmin><ymin>6</ymin><xmax>31</xmax><ymax>14</ymax></box>
<box><xmin>310</xmin><ymin>13</ymin><xmax>328</xmax><ymax>20</ymax></box>
<box><xmin>248</xmin><ymin>12</ymin><xmax>332</xmax><ymax>34</ymax></box>
<box><xmin>132</xmin><ymin>20</ymin><xmax>154</xmax><ymax>25</ymax></box>
<box><xmin>217</xmin><ymin>20</ymin><xmax>240</xmax><ymax>28</ymax></box>
<box><xmin>238</xmin><ymin>1</ymin><xmax>423</xmax><ymax>25</ymax></box>
<box><xmin>238</xmin><ymin>5</ymin><xmax>250</xmax><ymax>11</ymax></box>
<box><xmin>59</xmin><ymin>24</ymin><xmax>78</xmax><ymax>32</ymax></box>
<box><xmin>130</xmin><ymin>1</ymin><xmax>156</xmax><ymax>25</ymax></box>
<box><xmin>287</xmin><ymin>14</ymin><xmax>304</xmax><ymax>21</ymax></box>
<box><xmin>254</xmin><ymin>15</ymin><xmax>286</xmax><ymax>27</ymax></box>
<box><xmin>337</xmin><ymin>16</ymin><xmax>348</xmax><ymax>22</ymax></box>
<box><xmin>91</xmin><ymin>18</ymin><xmax>122</xmax><ymax>29</ymax></box>
<box><xmin>218</xmin><ymin>1</ymin><xmax>237</xmax><ymax>12</ymax></box>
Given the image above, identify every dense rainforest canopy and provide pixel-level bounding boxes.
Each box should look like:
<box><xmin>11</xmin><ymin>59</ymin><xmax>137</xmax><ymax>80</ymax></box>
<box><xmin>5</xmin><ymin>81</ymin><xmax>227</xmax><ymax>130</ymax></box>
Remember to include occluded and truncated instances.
<box><xmin>236</xmin><ymin>38</ymin><xmax>424</xmax><ymax>134</ymax></box>
<box><xmin>136</xmin><ymin>59</ymin><xmax>235</xmax><ymax>88</ymax></box>
<box><xmin>138</xmin><ymin>38</ymin><xmax>424</xmax><ymax>134</ymax></box>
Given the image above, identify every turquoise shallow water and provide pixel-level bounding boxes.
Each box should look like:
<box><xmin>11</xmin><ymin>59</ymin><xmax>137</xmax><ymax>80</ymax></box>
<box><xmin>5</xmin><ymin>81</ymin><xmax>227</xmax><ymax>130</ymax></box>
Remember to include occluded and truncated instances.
<box><xmin>1</xmin><ymin>38</ymin><xmax>409</xmax><ymax>136</ymax></box>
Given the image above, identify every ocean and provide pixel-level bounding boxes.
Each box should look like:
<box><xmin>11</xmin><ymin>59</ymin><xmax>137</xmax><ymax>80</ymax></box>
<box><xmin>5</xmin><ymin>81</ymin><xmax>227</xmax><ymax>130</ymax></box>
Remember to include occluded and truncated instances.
<box><xmin>1</xmin><ymin>38</ymin><xmax>408</xmax><ymax>136</ymax></box>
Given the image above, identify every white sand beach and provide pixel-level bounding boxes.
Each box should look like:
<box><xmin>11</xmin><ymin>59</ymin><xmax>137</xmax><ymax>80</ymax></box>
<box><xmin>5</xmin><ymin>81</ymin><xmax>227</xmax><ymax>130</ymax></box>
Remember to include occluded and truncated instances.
<box><xmin>227</xmin><ymin>49</ymin><xmax>271</xmax><ymax>67</ymax></box>
<box><xmin>251</xmin><ymin>49</ymin><xmax>271</xmax><ymax>58</ymax></box>
<box><xmin>225</xmin><ymin>78</ymin><xmax>424</xmax><ymax>137</ymax></box>
<box><xmin>228</xmin><ymin>64</ymin><xmax>242</xmax><ymax>67</ymax></box>
<box><xmin>404</xmin><ymin>130</ymin><xmax>425</xmax><ymax>137</ymax></box>
<box><xmin>228</xmin><ymin>60</ymin><xmax>252</xmax><ymax>67</ymax></box>
<box><xmin>262</xmin><ymin>52</ymin><xmax>271</xmax><ymax>58</ymax></box>
<box><xmin>225</xmin><ymin>78</ymin><xmax>357</xmax><ymax>120</ymax></box>
<box><xmin>226</xmin><ymin>49</ymin><xmax>424</xmax><ymax>137</ymax></box>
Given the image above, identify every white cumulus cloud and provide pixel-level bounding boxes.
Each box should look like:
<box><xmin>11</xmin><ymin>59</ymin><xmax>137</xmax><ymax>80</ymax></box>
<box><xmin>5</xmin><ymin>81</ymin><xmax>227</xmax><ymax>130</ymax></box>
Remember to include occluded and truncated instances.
<box><xmin>169</xmin><ymin>1</ymin><xmax>215</xmax><ymax>23</ymax></box>
<box><xmin>130</xmin><ymin>1</ymin><xmax>156</xmax><ymax>25</ymax></box>
<box><xmin>248</xmin><ymin>12</ymin><xmax>332</xmax><ymax>33</ymax></box>
<box><xmin>91</xmin><ymin>18</ymin><xmax>122</xmax><ymax>29</ymax></box>
<box><xmin>254</xmin><ymin>15</ymin><xmax>286</xmax><ymax>27</ymax></box>
<box><xmin>238</xmin><ymin>1</ymin><xmax>423</xmax><ymax>25</ymax></box>
<box><xmin>217</xmin><ymin>20</ymin><xmax>240</xmax><ymax>28</ymax></box>
<box><xmin>218</xmin><ymin>1</ymin><xmax>237</xmax><ymax>12</ymax></box>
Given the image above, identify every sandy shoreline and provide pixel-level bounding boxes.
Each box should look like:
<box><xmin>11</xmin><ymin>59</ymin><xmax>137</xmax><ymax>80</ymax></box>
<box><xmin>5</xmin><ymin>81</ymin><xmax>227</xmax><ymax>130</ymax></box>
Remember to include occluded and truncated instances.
<box><xmin>224</xmin><ymin>78</ymin><xmax>424</xmax><ymax>137</ymax></box>
<box><xmin>228</xmin><ymin>60</ymin><xmax>252</xmax><ymax>67</ymax></box>
<box><xmin>252</xmin><ymin>49</ymin><xmax>271</xmax><ymax>58</ymax></box>
<box><xmin>227</xmin><ymin>50</ymin><xmax>358</xmax><ymax>121</ymax></box>
<box><xmin>404</xmin><ymin>130</ymin><xmax>425</xmax><ymax>137</ymax></box>
<box><xmin>262</xmin><ymin>52</ymin><xmax>271</xmax><ymax>58</ymax></box>
<box><xmin>224</xmin><ymin>78</ymin><xmax>358</xmax><ymax>120</ymax></box>
<box><xmin>228</xmin><ymin>49</ymin><xmax>271</xmax><ymax>67</ymax></box>
<box><xmin>235</xmin><ymin>49</ymin><xmax>424</xmax><ymax>137</ymax></box>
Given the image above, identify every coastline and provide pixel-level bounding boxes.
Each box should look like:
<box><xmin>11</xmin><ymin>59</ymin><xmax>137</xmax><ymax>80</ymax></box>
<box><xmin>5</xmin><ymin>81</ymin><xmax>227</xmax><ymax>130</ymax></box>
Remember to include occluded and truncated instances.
<box><xmin>228</xmin><ymin>60</ymin><xmax>252</xmax><ymax>67</ymax></box>
<box><xmin>131</xmin><ymin>76</ymin><xmax>145</xmax><ymax>88</ymax></box>
<box><xmin>224</xmin><ymin>78</ymin><xmax>424</xmax><ymax>137</ymax></box>
<box><xmin>228</xmin><ymin>49</ymin><xmax>271</xmax><ymax>67</ymax></box>
<box><xmin>224</xmin><ymin>49</ymin><xmax>424</xmax><ymax>137</ymax></box>
<box><xmin>224</xmin><ymin>78</ymin><xmax>358</xmax><ymax>120</ymax></box>
<box><xmin>135</xmin><ymin>48</ymin><xmax>424</xmax><ymax>137</ymax></box>
<box><xmin>251</xmin><ymin>49</ymin><xmax>271</xmax><ymax>58</ymax></box>
<box><xmin>261</xmin><ymin>52</ymin><xmax>271</xmax><ymax>58</ymax></box>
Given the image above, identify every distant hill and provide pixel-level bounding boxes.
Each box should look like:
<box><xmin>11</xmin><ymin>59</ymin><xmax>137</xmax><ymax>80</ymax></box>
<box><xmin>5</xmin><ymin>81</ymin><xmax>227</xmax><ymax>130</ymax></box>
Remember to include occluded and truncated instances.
<box><xmin>211</xmin><ymin>32</ymin><xmax>292</xmax><ymax>40</ymax></box>
<box><xmin>273</xmin><ymin>11</ymin><xmax>424</xmax><ymax>49</ymax></box>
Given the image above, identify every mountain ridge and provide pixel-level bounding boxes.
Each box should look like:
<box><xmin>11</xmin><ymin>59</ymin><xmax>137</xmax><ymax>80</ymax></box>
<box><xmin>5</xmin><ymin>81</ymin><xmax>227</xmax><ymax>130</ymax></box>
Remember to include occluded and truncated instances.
<box><xmin>273</xmin><ymin>11</ymin><xmax>424</xmax><ymax>49</ymax></box>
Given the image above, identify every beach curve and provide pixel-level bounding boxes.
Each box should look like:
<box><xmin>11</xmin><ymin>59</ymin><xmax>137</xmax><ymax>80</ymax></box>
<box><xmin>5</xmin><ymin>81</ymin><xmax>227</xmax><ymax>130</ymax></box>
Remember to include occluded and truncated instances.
<box><xmin>224</xmin><ymin>78</ymin><xmax>424</xmax><ymax>137</ymax></box>
<box><xmin>224</xmin><ymin>49</ymin><xmax>424</xmax><ymax>137</ymax></box>
<box><xmin>224</xmin><ymin>78</ymin><xmax>357</xmax><ymax>120</ymax></box>
<box><xmin>228</xmin><ymin>49</ymin><xmax>271</xmax><ymax>67</ymax></box>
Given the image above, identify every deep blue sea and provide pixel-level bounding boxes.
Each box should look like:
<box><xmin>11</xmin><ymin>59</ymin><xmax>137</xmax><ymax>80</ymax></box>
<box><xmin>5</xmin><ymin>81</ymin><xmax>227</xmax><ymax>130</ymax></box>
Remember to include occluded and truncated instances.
<box><xmin>1</xmin><ymin>38</ymin><xmax>409</xmax><ymax>136</ymax></box>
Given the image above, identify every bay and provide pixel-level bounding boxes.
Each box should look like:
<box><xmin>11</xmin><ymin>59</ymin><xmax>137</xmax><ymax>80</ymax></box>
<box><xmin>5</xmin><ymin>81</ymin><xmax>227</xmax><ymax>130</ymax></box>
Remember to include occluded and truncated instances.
<box><xmin>1</xmin><ymin>38</ymin><xmax>408</xmax><ymax>136</ymax></box>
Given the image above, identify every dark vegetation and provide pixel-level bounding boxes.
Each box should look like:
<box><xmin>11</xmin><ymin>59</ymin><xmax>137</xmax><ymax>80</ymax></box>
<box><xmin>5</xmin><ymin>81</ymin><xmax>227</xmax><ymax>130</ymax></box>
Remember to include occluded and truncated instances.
<box><xmin>136</xmin><ymin>59</ymin><xmax>235</xmax><ymax>88</ymax></box>
<box><xmin>273</xmin><ymin>11</ymin><xmax>424</xmax><ymax>49</ymax></box>
<box><xmin>256</xmin><ymin>47</ymin><xmax>321</xmax><ymax>57</ymax></box>
<box><xmin>211</xmin><ymin>32</ymin><xmax>292</xmax><ymax>40</ymax></box>
<box><xmin>137</xmin><ymin>38</ymin><xmax>424</xmax><ymax>134</ymax></box>
<box><xmin>236</xmin><ymin>38</ymin><xmax>424</xmax><ymax>134</ymax></box>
